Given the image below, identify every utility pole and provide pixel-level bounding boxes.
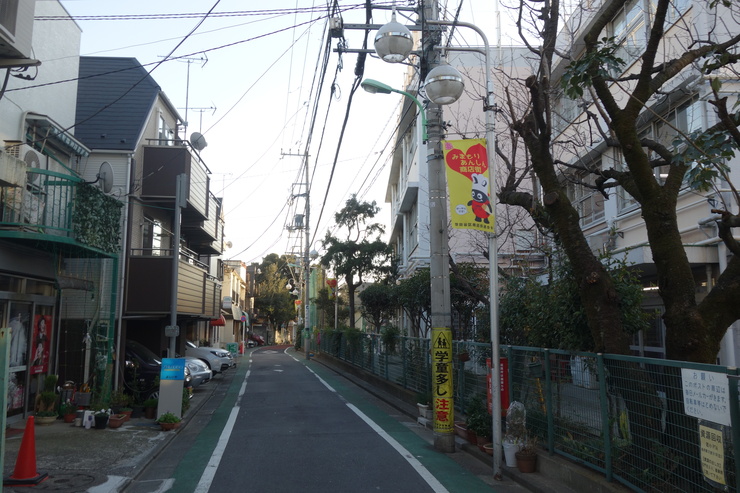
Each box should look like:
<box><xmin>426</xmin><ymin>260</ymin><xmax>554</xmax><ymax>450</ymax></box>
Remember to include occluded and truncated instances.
<box><xmin>423</xmin><ymin>3</ymin><xmax>456</xmax><ymax>454</ymax></box>
<box><xmin>282</xmin><ymin>150</ymin><xmax>311</xmax><ymax>356</ymax></box>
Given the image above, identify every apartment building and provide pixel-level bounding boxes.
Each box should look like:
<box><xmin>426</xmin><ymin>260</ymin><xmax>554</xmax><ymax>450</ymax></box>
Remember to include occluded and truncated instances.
<box><xmin>74</xmin><ymin>56</ymin><xmax>226</xmax><ymax>366</ymax></box>
<box><xmin>0</xmin><ymin>0</ymin><xmax>121</xmax><ymax>420</ymax></box>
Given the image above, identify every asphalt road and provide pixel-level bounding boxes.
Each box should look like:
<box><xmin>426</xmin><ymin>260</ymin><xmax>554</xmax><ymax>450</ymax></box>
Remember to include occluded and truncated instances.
<box><xmin>125</xmin><ymin>347</ymin><xmax>498</xmax><ymax>493</ymax></box>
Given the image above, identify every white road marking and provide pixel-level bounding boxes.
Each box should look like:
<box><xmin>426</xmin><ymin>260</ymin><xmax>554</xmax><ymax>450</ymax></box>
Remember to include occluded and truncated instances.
<box><xmin>346</xmin><ymin>403</ymin><xmax>450</xmax><ymax>493</ymax></box>
<box><xmin>193</xmin><ymin>361</ymin><xmax>250</xmax><ymax>492</ymax></box>
<box><xmin>290</xmin><ymin>350</ymin><xmax>448</xmax><ymax>493</ymax></box>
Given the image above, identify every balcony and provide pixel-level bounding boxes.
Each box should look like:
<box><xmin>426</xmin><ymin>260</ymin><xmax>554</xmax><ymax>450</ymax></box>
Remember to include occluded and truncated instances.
<box><xmin>140</xmin><ymin>145</ymin><xmax>210</xmax><ymax>222</ymax></box>
<box><xmin>0</xmin><ymin>156</ymin><xmax>121</xmax><ymax>257</ymax></box>
<box><xmin>125</xmin><ymin>247</ymin><xmax>220</xmax><ymax>317</ymax></box>
<box><xmin>181</xmin><ymin>192</ymin><xmax>224</xmax><ymax>255</ymax></box>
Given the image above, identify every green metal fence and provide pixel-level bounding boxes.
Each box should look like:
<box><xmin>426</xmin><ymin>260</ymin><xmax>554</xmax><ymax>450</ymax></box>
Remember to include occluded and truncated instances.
<box><xmin>311</xmin><ymin>332</ymin><xmax>739</xmax><ymax>492</ymax></box>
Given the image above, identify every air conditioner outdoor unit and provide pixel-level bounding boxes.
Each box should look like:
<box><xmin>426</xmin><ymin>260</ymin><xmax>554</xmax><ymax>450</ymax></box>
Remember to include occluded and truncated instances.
<box><xmin>0</xmin><ymin>0</ymin><xmax>35</xmax><ymax>60</ymax></box>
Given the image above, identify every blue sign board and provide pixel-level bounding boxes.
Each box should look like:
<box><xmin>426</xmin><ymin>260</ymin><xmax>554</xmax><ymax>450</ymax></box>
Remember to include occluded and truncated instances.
<box><xmin>161</xmin><ymin>358</ymin><xmax>186</xmax><ymax>381</ymax></box>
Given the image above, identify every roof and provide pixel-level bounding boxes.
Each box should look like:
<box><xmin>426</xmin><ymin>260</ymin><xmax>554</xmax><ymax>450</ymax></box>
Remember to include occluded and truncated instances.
<box><xmin>74</xmin><ymin>57</ymin><xmax>161</xmax><ymax>151</ymax></box>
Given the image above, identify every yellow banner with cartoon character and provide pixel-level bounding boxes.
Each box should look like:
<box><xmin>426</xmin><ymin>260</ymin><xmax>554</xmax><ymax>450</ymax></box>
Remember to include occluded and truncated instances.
<box><xmin>443</xmin><ymin>138</ymin><xmax>494</xmax><ymax>232</ymax></box>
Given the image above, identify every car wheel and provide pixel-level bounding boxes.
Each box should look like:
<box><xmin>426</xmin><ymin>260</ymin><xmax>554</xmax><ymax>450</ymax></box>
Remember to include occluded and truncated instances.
<box><xmin>147</xmin><ymin>390</ymin><xmax>159</xmax><ymax>400</ymax></box>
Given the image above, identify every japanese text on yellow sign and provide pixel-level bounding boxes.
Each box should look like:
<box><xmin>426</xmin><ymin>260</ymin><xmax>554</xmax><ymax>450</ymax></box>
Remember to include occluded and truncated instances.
<box><xmin>699</xmin><ymin>423</ymin><xmax>726</xmax><ymax>487</ymax></box>
<box><xmin>442</xmin><ymin>139</ymin><xmax>494</xmax><ymax>233</ymax></box>
<box><xmin>431</xmin><ymin>327</ymin><xmax>454</xmax><ymax>434</ymax></box>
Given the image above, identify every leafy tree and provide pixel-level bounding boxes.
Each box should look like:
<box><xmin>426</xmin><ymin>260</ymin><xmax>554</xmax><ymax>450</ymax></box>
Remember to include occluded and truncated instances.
<box><xmin>449</xmin><ymin>263</ymin><xmax>489</xmax><ymax>340</ymax></box>
<box><xmin>499</xmin><ymin>254</ymin><xmax>648</xmax><ymax>350</ymax></box>
<box><xmin>495</xmin><ymin>0</ymin><xmax>740</xmax><ymax>362</ymax></box>
<box><xmin>396</xmin><ymin>268</ymin><xmax>431</xmax><ymax>338</ymax></box>
<box><xmin>320</xmin><ymin>195</ymin><xmax>393</xmax><ymax>328</ymax></box>
<box><xmin>254</xmin><ymin>257</ymin><xmax>296</xmax><ymax>336</ymax></box>
<box><xmin>358</xmin><ymin>283</ymin><xmax>397</xmax><ymax>332</ymax></box>
<box><xmin>313</xmin><ymin>287</ymin><xmax>348</xmax><ymax>329</ymax></box>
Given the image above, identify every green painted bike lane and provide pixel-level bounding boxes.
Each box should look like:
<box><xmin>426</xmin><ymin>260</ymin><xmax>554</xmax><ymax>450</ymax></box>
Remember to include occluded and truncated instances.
<box><xmin>170</xmin><ymin>353</ymin><xmax>251</xmax><ymax>490</ymax></box>
<box><xmin>300</xmin><ymin>354</ymin><xmax>496</xmax><ymax>493</ymax></box>
<box><xmin>169</xmin><ymin>348</ymin><xmax>496</xmax><ymax>492</ymax></box>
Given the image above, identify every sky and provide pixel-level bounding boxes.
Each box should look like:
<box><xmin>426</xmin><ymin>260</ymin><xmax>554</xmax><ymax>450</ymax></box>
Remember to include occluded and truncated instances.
<box><xmin>58</xmin><ymin>0</ymin><xmax>515</xmax><ymax>266</ymax></box>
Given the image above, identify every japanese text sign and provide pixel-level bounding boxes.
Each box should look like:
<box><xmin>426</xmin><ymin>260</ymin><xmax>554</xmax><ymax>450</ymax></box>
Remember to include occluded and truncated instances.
<box><xmin>681</xmin><ymin>369</ymin><xmax>730</xmax><ymax>426</ymax></box>
<box><xmin>431</xmin><ymin>327</ymin><xmax>454</xmax><ymax>434</ymax></box>
<box><xmin>442</xmin><ymin>139</ymin><xmax>494</xmax><ymax>233</ymax></box>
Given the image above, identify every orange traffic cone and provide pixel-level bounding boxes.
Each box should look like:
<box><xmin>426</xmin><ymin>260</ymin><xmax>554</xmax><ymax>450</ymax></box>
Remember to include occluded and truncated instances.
<box><xmin>3</xmin><ymin>416</ymin><xmax>48</xmax><ymax>486</ymax></box>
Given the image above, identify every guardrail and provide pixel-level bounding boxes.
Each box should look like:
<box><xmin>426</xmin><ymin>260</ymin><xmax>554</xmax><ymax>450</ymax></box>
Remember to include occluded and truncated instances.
<box><xmin>310</xmin><ymin>331</ymin><xmax>739</xmax><ymax>492</ymax></box>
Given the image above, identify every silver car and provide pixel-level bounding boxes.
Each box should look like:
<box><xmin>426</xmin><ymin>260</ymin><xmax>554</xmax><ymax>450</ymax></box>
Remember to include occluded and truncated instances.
<box><xmin>185</xmin><ymin>340</ymin><xmax>234</xmax><ymax>373</ymax></box>
<box><xmin>185</xmin><ymin>356</ymin><xmax>212</xmax><ymax>388</ymax></box>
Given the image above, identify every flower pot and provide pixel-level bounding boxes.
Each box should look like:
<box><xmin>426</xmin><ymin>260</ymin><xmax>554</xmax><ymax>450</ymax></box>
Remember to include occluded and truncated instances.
<box><xmin>108</xmin><ymin>414</ymin><xmax>126</xmax><ymax>429</ymax></box>
<box><xmin>477</xmin><ymin>434</ymin><xmax>491</xmax><ymax>452</ymax></box>
<box><xmin>454</xmin><ymin>421</ymin><xmax>467</xmax><ymax>439</ymax></box>
<box><xmin>466</xmin><ymin>428</ymin><xmax>477</xmax><ymax>445</ymax></box>
<box><xmin>120</xmin><ymin>409</ymin><xmax>133</xmax><ymax>422</ymax></box>
<box><xmin>35</xmin><ymin>415</ymin><xmax>56</xmax><ymax>426</ymax></box>
<box><xmin>417</xmin><ymin>403</ymin><xmax>432</xmax><ymax>419</ymax></box>
<box><xmin>515</xmin><ymin>451</ymin><xmax>537</xmax><ymax>473</ymax></box>
<box><xmin>159</xmin><ymin>421</ymin><xmax>181</xmax><ymax>431</ymax></box>
<box><xmin>145</xmin><ymin>407</ymin><xmax>157</xmax><ymax>420</ymax></box>
<box><xmin>94</xmin><ymin>415</ymin><xmax>109</xmax><ymax>429</ymax></box>
<box><xmin>502</xmin><ymin>440</ymin><xmax>520</xmax><ymax>467</ymax></box>
<box><xmin>483</xmin><ymin>443</ymin><xmax>494</xmax><ymax>456</ymax></box>
<box><xmin>63</xmin><ymin>413</ymin><xmax>76</xmax><ymax>424</ymax></box>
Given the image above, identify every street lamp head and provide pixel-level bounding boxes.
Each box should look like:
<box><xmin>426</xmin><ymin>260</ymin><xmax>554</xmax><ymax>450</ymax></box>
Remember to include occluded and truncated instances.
<box><xmin>374</xmin><ymin>11</ymin><xmax>413</xmax><ymax>63</ymax></box>
<box><xmin>361</xmin><ymin>78</ymin><xmax>394</xmax><ymax>95</ymax></box>
<box><xmin>309</xmin><ymin>249</ymin><xmax>319</xmax><ymax>260</ymax></box>
<box><xmin>424</xmin><ymin>64</ymin><xmax>465</xmax><ymax>105</ymax></box>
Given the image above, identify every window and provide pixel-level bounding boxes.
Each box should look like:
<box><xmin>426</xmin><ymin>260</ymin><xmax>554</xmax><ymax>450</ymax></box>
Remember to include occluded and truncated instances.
<box><xmin>158</xmin><ymin>116</ymin><xmax>174</xmax><ymax>145</ymax></box>
<box><xmin>660</xmin><ymin>0</ymin><xmax>691</xmax><ymax>26</ymax></box>
<box><xmin>568</xmin><ymin>162</ymin><xmax>606</xmax><ymax>227</ymax></box>
<box><xmin>142</xmin><ymin>216</ymin><xmax>163</xmax><ymax>255</ymax></box>
<box><xmin>607</xmin><ymin>0</ymin><xmax>647</xmax><ymax>72</ymax></box>
<box><xmin>408</xmin><ymin>201</ymin><xmax>418</xmax><ymax>253</ymax></box>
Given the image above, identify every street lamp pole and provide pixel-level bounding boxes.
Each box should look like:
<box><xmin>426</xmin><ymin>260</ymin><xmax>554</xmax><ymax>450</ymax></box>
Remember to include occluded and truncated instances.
<box><xmin>427</xmin><ymin>19</ymin><xmax>502</xmax><ymax>478</ymax></box>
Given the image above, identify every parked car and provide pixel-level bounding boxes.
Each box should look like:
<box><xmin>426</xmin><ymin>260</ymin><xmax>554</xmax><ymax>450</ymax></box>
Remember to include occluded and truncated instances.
<box><xmin>185</xmin><ymin>356</ymin><xmax>212</xmax><ymax>388</ymax></box>
<box><xmin>185</xmin><ymin>340</ymin><xmax>235</xmax><ymax>373</ymax></box>
<box><xmin>124</xmin><ymin>340</ymin><xmax>192</xmax><ymax>400</ymax></box>
<box><xmin>124</xmin><ymin>340</ymin><xmax>162</xmax><ymax>399</ymax></box>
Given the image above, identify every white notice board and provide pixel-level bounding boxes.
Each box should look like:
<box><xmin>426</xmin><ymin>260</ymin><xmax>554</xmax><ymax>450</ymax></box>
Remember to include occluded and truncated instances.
<box><xmin>681</xmin><ymin>369</ymin><xmax>730</xmax><ymax>426</ymax></box>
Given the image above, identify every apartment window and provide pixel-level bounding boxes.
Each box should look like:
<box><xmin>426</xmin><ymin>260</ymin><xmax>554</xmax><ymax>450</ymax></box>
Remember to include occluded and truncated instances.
<box><xmin>142</xmin><ymin>216</ymin><xmax>163</xmax><ymax>255</ymax></box>
<box><xmin>408</xmin><ymin>202</ymin><xmax>418</xmax><ymax>253</ymax></box>
<box><xmin>659</xmin><ymin>0</ymin><xmax>691</xmax><ymax>26</ymax></box>
<box><xmin>651</xmin><ymin>97</ymin><xmax>702</xmax><ymax>183</ymax></box>
<box><xmin>568</xmin><ymin>162</ymin><xmax>606</xmax><ymax>227</ymax></box>
<box><xmin>607</xmin><ymin>0</ymin><xmax>647</xmax><ymax>72</ymax></box>
<box><xmin>158</xmin><ymin>116</ymin><xmax>174</xmax><ymax>145</ymax></box>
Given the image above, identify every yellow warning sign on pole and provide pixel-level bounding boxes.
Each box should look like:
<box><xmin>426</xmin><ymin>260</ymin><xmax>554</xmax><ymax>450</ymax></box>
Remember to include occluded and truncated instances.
<box><xmin>431</xmin><ymin>327</ymin><xmax>454</xmax><ymax>434</ymax></box>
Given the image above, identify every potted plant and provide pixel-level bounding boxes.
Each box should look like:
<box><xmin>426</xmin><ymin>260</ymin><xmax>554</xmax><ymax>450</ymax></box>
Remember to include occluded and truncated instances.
<box><xmin>464</xmin><ymin>394</ymin><xmax>487</xmax><ymax>445</ymax></box>
<box><xmin>156</xmin><ymin>412</ymin><xmax>182</xmax><ymax>431</ymax></box>
<box><xmin>110</xmin><ymin>390</ymin><xmax>132</xmax><ymax>414</ymax></box>
<box><xmin>515</xmin><ymin>435</ymin><xmax>538</xmax><ymax>473</ymax></box>
<box><xmin>119</xmin><ymin>407</ymin><xmax>134</xmax><ymax>421</ymax></box>
<box><xmin>59</xmin><ymin>399</ymin><xmax>76</xmax><ymax>423</ymax></box>
<box><xmin>416</xmin><ymin>392</ymin><xmax>432</xmax><ymax>419</ymax></box>
<box><xmin>108</xmin><ymin>413</ymin><xmax>127</xmax><ymax>429</ymax></box>
<box><xmin>94</xmin><ymin>409</ymin><xmax>111</xmax><ymax>429</ymax></box>
<box><xmin>503</xmin><ymin>401</ymin><xmax>526</xmax><ymax>467</ymax></box>
<box><xmin>468</xmin><ymin>410</ymin><xmax>493</xmax><ymax>451</ymax></box>
<box><xmin>34</xmin><ymin>410</ymin><xmax>57</xmax><ymax>425</ymax></box>
<box><xmin>143</xmin><ymin>398</ymin><xmax>158</xmax><ymax>419</ymax></box>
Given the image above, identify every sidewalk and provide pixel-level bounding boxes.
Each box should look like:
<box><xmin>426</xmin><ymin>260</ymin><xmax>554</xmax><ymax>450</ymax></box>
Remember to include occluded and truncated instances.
<box><xmin>2</xmin><ymin>366</ymin><xmax>229</xmax><ymax>493</ymax></box>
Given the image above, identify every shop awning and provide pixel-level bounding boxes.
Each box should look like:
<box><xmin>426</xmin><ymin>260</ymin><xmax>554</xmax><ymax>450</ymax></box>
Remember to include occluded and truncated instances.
<box><xmin>209</xmin><ymin>315</ymin><xmax>225</xmax><ymax>326</ymax></box>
